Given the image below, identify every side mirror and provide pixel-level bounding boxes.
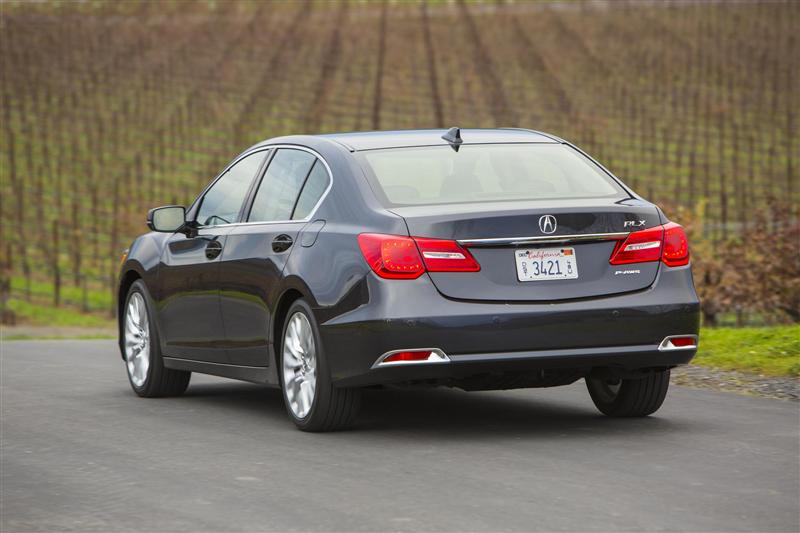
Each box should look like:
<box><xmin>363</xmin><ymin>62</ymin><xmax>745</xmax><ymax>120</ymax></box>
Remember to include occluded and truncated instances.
<box><xmin>147</xmin><ymin>205</ymin><xmax>186</xmax><ymax>232</ymax></box>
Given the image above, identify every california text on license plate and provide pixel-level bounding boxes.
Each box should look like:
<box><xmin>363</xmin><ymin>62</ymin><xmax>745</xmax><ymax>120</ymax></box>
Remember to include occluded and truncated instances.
<box><xmin>515</xmin><ymin>247</ymin><xmax>579</xmax><ymax>282</ymax></box>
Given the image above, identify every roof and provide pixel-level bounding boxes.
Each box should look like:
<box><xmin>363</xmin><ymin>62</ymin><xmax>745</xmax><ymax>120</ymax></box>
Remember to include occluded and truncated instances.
<box><xmin>319</xmin><ymin>128</ymin><xmax>560</xmax><ymax>151</ymax></box>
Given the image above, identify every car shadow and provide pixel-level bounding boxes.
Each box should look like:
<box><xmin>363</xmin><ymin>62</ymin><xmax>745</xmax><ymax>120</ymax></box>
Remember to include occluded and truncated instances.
<box><xmin>181</xmin><ymin>379</ymin><xmax>696</xmax><ymax>439</ymax></box>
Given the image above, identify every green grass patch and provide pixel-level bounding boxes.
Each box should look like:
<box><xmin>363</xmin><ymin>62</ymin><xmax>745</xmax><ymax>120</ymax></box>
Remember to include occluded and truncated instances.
<box><xmin>11</xmin><ymin>277</ymin><xmax>112</xmax><ymax>312</ymax></box>
<box><xmin>6</xmin><ymin>299</ymin><xmax>115</xmax><ymax>328</ymax></box>
<box><xmin>695</xmin><ymin>326</ymin><xmax>800</xmax><ymax>377</ymax></box>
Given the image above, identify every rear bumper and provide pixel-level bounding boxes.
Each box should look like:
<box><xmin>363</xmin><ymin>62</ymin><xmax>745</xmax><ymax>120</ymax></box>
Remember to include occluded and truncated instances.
<box><xmin>318</xmin><ymin>264</ymin><xmax>700</xmax><ymax>388</ymax></box>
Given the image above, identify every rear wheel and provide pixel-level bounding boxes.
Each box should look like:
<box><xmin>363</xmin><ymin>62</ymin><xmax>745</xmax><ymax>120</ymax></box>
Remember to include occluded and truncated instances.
<box><xmin>123</xmin><ymin>280</ymin><xmax>190</xmax><ymax>397</ymax></box>
<box><xmin>586</xmin><ymin>369</ymin><xmax>670</xmax><ymax>417</ymax></box>
<box><xmin>280</xmin><ymin>299</ymin><xmax>361</xmax><ymax>431</ymax></box>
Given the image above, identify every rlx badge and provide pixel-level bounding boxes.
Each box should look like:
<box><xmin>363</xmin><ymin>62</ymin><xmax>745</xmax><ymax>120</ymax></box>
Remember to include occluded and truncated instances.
<box><xmin>539</xmin><ymin>215</ymin><xmax>557</xmax><ymax>234</ymax></box>
<box><xmin>624</xmin><ymin>220</ymin><xmax>646</xmax><ymax>228</ymax></box>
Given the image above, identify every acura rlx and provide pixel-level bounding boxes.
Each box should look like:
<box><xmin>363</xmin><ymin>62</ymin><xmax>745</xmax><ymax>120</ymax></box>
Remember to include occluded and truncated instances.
<box><xmin>118</xmin><ymin>128</ymin><xmax>699</xmax><ymax>431</ymax></box>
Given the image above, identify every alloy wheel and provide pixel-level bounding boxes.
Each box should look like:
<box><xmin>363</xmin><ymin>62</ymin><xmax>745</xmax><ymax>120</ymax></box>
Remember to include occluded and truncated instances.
<box><xmin>124</xmin><ymin>292</ymin><xmax>151</xmax><ymax>387</ymax></box>
<box><xmin>282</xmin><ymin>312</ymin><xmax>318</xmax><ymax>419</ymax></box>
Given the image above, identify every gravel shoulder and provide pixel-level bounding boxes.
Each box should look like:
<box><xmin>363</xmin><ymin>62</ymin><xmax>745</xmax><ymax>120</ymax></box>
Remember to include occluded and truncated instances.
<box><xmin>672</xmin><ymin>364</ymin><xmax>800</xmax><ymax>401</ymax></box>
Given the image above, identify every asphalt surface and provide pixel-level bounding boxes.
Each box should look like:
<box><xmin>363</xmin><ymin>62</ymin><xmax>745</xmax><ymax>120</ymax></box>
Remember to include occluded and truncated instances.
<box><xmin>2</xmin><ymin>341</ymin><xmax>798</xmax><ymax>532</ymax></box>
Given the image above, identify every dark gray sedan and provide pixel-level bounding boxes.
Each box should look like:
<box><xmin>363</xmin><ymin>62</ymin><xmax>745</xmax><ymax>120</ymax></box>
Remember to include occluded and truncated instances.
<box><xmin>117</xmin><ymin>128</ymin><xmax>699</xmax><ymax>431</ymax></box>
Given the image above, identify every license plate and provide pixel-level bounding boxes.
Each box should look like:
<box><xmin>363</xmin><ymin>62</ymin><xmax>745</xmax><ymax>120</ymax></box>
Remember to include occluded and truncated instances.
<box><xmin>515</xmin><ymin>247</ymin><xmax>579</xmax><ymax>282</ymax></box>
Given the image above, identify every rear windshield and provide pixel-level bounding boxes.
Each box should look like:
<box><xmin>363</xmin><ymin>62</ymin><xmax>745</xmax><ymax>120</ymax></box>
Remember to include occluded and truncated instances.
<box><xmin>358</xmin><ymin>144</ymin><xmax>627</xmax><ymax>206</ymax></box>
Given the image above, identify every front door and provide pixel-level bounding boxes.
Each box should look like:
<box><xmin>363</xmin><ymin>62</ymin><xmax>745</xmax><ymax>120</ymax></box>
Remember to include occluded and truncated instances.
<box><xmin>157</xmin><ymin>149</ymin><xmax>269</xmax><ymax>362</ymax></box>
<box><xmin>158</xmin><ymin>227</ymin><xmax>231</xmax><ymax>361</ymax></box>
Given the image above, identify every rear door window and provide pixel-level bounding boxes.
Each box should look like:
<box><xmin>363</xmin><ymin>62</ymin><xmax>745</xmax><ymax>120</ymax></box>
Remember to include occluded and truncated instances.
<box><xmin>248</xmin><ymin>149</ymin><xmax>316</xmax><ymax>222</ymax></box>
<box><xmin>291</xmin><ymin>161</ymin><xmax>330</xmax><ymax>220</ymax></box>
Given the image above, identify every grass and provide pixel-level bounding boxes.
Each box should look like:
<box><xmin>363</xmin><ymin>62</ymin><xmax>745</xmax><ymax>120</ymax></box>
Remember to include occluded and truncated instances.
<box><xmin>695</xmin><ymin>326</ymin><xmax>800</xmax><ymax>377</ymax></box>
<box><xmin>5</xmin><ymin>300</ymin><xmax>115</xmax><ymax>329</ymax></box>
<box><xmin>10</xmin><ymin>277</ymin><xmax>113</xmax><ymax>313</ymax></box>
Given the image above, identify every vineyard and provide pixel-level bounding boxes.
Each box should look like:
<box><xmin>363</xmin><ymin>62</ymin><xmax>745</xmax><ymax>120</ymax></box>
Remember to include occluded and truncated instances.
<box><xmin>1</xmin><ymin>0</ymin><xmax>798</xmax><ymax>326</ymax></box>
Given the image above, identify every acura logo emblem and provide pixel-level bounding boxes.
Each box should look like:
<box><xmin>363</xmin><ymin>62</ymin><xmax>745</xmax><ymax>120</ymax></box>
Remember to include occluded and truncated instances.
<box><xmin>539</xmin><ymin>215</ymin><xmax>557</xmax><ymax>234</ymax></box>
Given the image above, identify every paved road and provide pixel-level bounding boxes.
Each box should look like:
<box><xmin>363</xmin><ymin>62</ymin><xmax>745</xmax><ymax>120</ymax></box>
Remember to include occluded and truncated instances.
<box><xmin>2</xmin><ymin>340</ymin><xmax>798</xmax><ymax>532</ymax></box>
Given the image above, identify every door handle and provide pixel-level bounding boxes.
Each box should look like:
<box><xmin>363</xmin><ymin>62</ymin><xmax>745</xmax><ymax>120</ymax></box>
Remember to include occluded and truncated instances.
<box><xmin>272</xmin><ymin>234</ymin><xmax>293</xmax><ymax>253</ymax></box>
<box><xmin>205</xmin><ymin>240</ymin><xmax>223</xmax><ymax>260</ymax></box>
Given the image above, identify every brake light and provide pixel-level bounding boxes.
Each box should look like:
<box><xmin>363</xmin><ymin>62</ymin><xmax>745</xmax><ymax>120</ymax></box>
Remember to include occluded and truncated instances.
<box><xmin>609</xmin><ymin>223</ymin><xmax>690</xmax><ymax>267</ymax></box>
<box><xmin>358</xmin><ymin>233</ymin><xmax>480</xmax><ymax>279</ymax></box>
<box><xmin>609</xmin><ymin>226</ymin><xmax>664</xmax><ymax>265</ymax></box>
<box><xmin>358</xmin><ymin>234</ymin><xmax>424</xmax><ymax>279</ymax></box>
<box><xmin>662</xmin><ymin>222</ymin><xmax>690</xmax><ymax>267</ymax></box>
<box><xmin>414</xmin><ymin>237</ymin><xmax>480</xmax><ymax>272</ymax></box>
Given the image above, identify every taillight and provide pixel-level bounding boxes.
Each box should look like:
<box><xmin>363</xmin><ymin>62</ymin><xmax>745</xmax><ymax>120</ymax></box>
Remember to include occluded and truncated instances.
<box><xmin>358</xmin><ymin>234</ymin><xmax>425</xmax><ymax>279</ymax></box>
<box><xmin>414</xmin><ymin>237</ymin><xmax>480</xmax><ymax>272</ymax></box>
<box><xmin>609</xmin><ymin>222</ymin><xmax>690</xmax><ymax>267</ymax></box>
<box><xmin>357</xmin><ymin>233</ymin><xmax>480</xmax><ymax>279</ymax></box>
<box><xmin>662</xmin><ymin>222</ymin><xmax>690</xmax><ymax>267</ymax></box>
<box><xmin>609</xmin><ymin>226</ymin><xmax>664</xmax><ymax>265</ymax></box>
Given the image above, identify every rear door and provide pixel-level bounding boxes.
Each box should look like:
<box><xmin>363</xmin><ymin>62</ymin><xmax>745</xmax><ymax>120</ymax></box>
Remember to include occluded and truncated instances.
<box><xmin>158</xmin><ymin>150</ymin><xmax>268</xmax><ymax>362</ymax></box>
<box><xmin>219</xmin><ymin>148</ymin><xmax>331</xmax><ymax>366</ymax></box>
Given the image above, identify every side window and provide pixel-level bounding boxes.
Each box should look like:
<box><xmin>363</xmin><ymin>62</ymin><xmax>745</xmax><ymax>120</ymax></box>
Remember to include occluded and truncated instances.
<box><xmin>248</xmin><ymin>149</ymin><xmax>316</xmax><ymax>222</ymax></box>
<box><xmin>292</xmin><ymin>161</ymin><xmax>330</xmax><ymax>220</ymax></box>
<box><xmin>197</xmin><ymin>151</ymin><xmax>266</xmax><ymax>227</ymax></box>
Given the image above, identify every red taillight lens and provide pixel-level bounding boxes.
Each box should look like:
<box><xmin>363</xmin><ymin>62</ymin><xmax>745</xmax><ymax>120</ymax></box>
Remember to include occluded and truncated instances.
<box><xmin>357</xmin><ymin>234</ymin><xmax>424</xmax><ymax>279</ymax></box>
<box><xmin>414</xmin><ymin>237</ymin><xmax>480</xmax><ymax>272</ymax></box>
<box><xmin>609</xmin><ymin>223</ymin><xmax>690</xmax><ymax>267</ymax></box>
<box><xmin>358</xmin><ymin>233</ymin><xmax>480</xmax><ymax>279</ymax></box>
<box><xmin>382</xmin><ymin>350</ymin><xmax>434</xmax><ymax>363</ymax></box>
<box><xmin>662</xmin><ymin>222</ymin><xmax>690</xmax><ymax>267</ymax></box>
<box><xmin>609</xmin><ymin>226</ymin><xmax>664</xmax><ymax>265</ymax></box>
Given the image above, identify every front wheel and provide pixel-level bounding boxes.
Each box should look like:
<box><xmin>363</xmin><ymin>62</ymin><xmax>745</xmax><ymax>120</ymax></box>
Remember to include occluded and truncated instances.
<box><xmin>279</xmin><ymin>299</ymin><xmax>361</xmax><ymax>431</ymax></box>
<box><xmin>586</xmin><ymin>369</ymin><xmax>670</xmax><ymax>417</ymax></box>
<box><xmin>123</xmin><ymin>280</ymin><xmax>190</xmax><ymax>397</ymax></box>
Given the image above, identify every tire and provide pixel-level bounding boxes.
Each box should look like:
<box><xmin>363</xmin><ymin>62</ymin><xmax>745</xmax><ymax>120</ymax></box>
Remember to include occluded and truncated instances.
<box><xmin>122</xmin><ymin>280</ymin><xmax>190</xmax><ymax>397</ymax></box>
<box><xmin>279</xmin><ymin>299</ymin><xmax>361</xmax><ymax>432</ymax></box>
<box><xmin>585</xmin><ymin>369</ymin><xmax>670</xmax><ymax>417</ymax></box>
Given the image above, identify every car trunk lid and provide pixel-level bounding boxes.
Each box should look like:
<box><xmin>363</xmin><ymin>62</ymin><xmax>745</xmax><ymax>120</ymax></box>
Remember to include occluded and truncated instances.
<box><xmin>391</xmin><ymin>197</ymin><xmax>663</xmax><ymax>301</ymax></box>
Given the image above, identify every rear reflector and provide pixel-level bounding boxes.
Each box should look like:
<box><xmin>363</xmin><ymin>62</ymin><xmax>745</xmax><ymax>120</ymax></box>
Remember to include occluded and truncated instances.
<box><xmin>609</xmin><ymin>223</ymin><xmax>690</xmax><ymax>267</ymax></box>
<box><xmin>358</xmin><ymin>233</ymin><xmax>479</xmax><ymax>279</ymax></box>
<box><xmin>372</xmin><ymin>348</ymin><xmax>450</xmax><ymax>368</ymax></box>
<box><xmin>383</xmin><ymin>351</ymin><xmax>434</xmax><ymax>363</ymax></box>
<box><xmin>658</xmin><ymin>335</ymin><xmax>698</xmax><ymax>351</ymax></box>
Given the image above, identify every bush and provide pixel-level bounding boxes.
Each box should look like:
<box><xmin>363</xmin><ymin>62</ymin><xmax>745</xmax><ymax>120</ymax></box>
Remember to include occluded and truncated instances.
<box><xmin>672</xmin><ymin>200</ymin><xmax>799</xmax><ymax>326</ymax></box>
